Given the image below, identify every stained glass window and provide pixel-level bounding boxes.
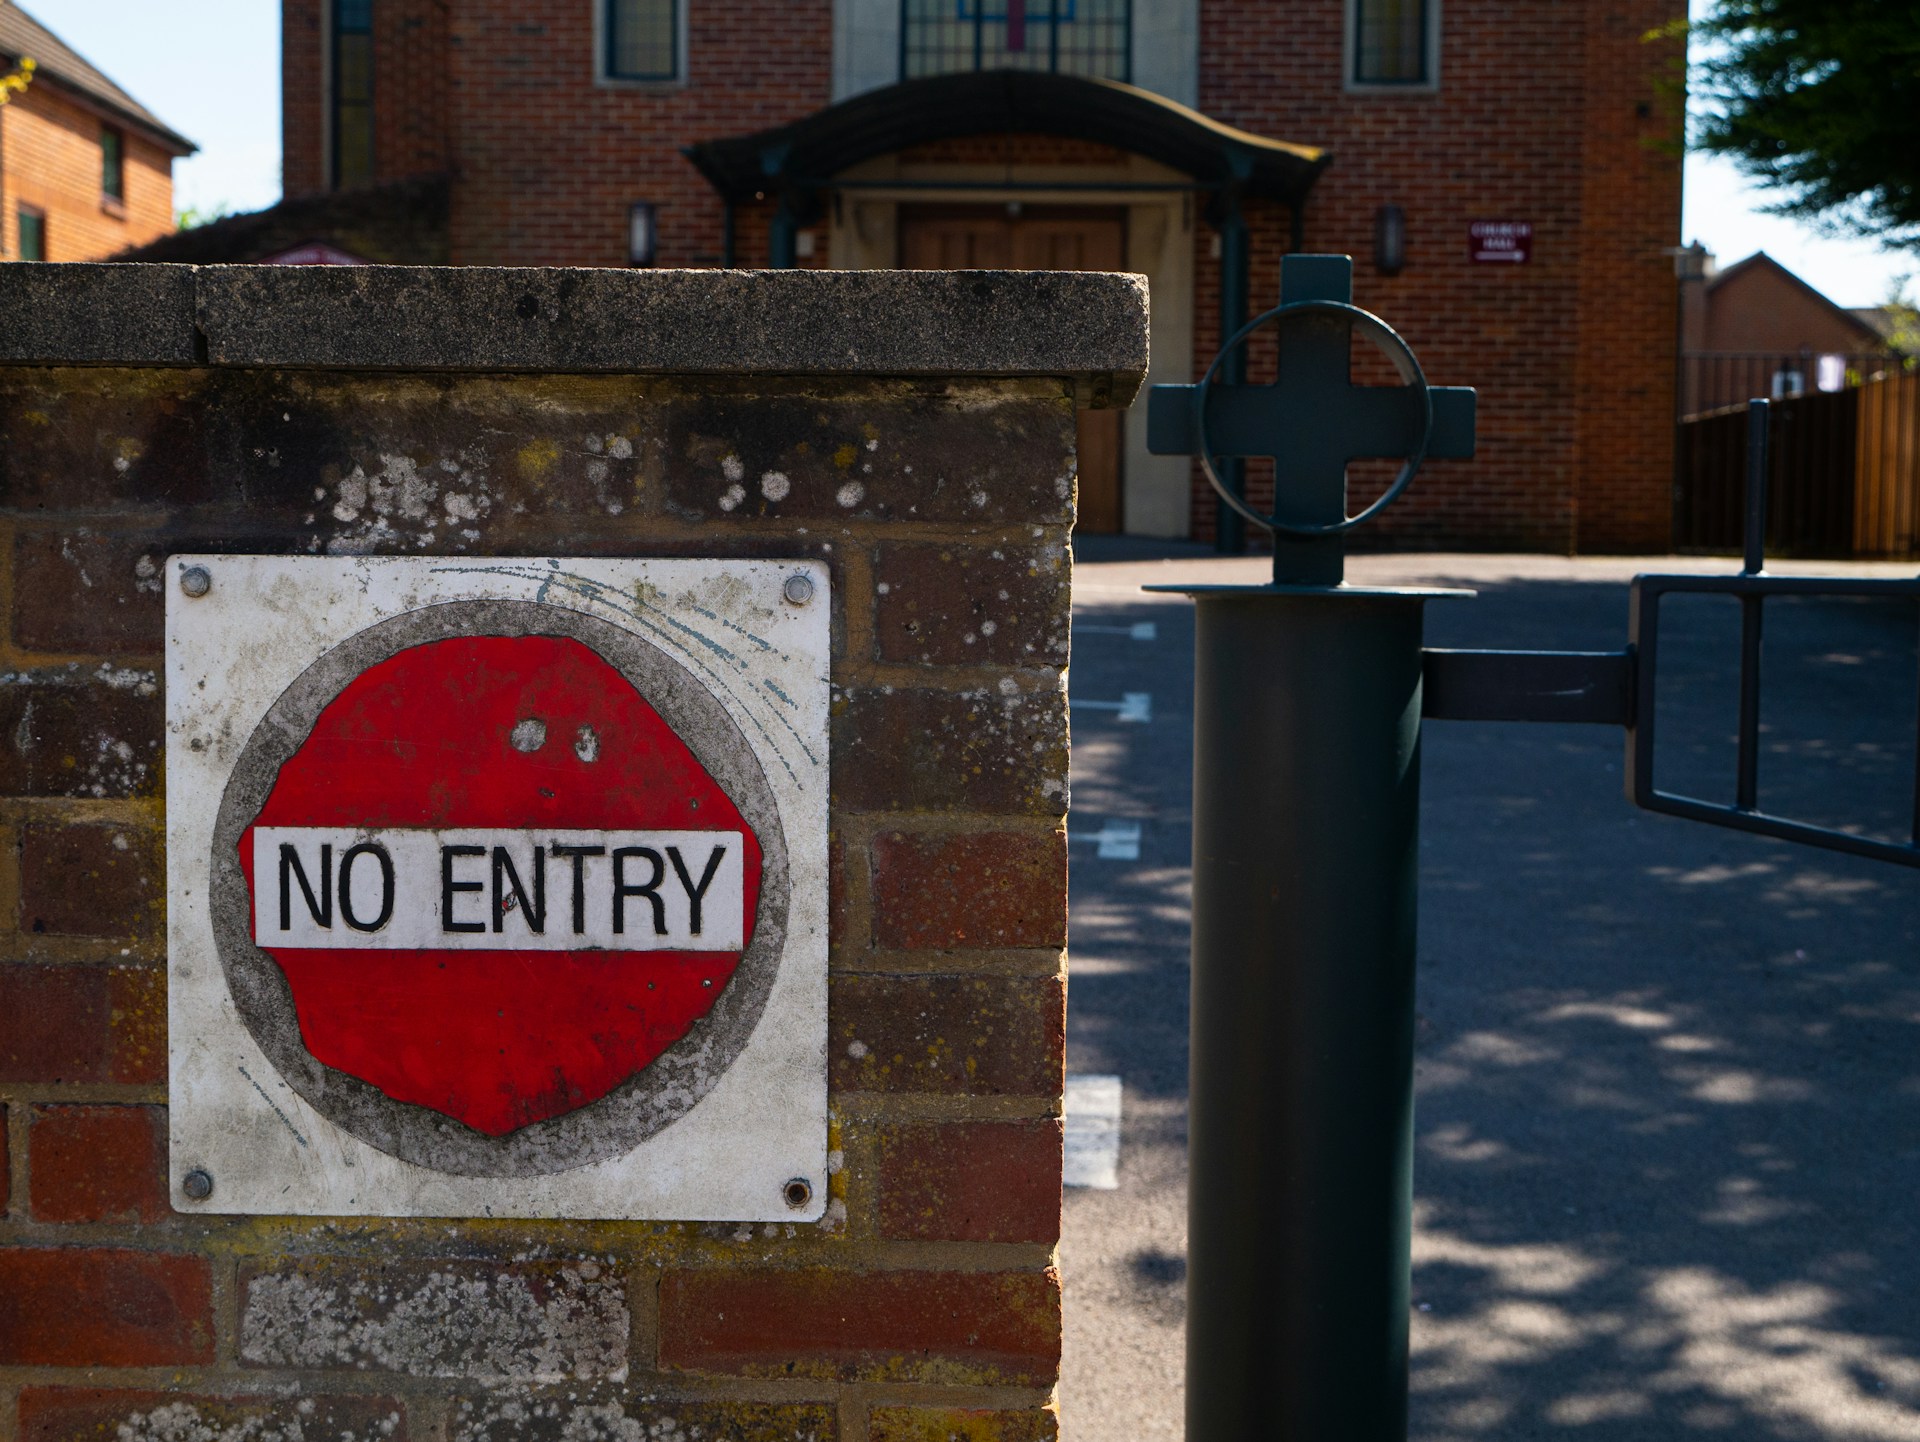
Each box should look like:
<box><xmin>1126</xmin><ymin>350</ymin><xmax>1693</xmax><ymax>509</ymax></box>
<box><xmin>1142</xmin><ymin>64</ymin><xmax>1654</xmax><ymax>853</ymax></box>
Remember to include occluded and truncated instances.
<box><xmin>902</xmin><ymin>0</ymin><xmax>1130</xmax><ymax>83</ymax></box>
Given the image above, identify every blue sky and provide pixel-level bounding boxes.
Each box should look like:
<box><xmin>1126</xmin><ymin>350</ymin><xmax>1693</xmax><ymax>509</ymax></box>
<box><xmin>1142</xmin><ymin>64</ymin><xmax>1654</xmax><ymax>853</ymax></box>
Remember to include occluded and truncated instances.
<box><xmin>29</xmin><ymin>0</ymin><xmax>282</xmax><ymax>218</ymax></box>
<box><xmin>23</xmin><ymin>0</ymin><xmax>1916</xmax><ymax>306</ymax></box>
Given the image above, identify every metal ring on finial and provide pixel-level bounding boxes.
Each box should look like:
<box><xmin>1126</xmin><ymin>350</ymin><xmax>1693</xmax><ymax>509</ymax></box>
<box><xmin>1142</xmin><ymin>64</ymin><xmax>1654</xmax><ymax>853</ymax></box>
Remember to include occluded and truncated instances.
<box><xmin>1194</xmin><ymin>298</ymin><xmax>1436</xmax><ymax>538</ymax></box>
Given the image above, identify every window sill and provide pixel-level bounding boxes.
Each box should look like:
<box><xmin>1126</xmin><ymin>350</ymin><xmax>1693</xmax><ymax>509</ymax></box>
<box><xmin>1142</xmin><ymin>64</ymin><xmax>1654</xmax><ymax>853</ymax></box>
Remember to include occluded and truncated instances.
<box><xmin>1343</xmin><ymin>77</ymin><xmax>1440</xmax><ymax>95</ymax></box>
<box><xmin>100</xmin><ymin>195</ymin><xmax>128</xmax><ymax>218</ymax></box>
<box><xmin>596</xmin><ymin>72</ymin><xmax>686</xmax><ymax>93</ymax></box>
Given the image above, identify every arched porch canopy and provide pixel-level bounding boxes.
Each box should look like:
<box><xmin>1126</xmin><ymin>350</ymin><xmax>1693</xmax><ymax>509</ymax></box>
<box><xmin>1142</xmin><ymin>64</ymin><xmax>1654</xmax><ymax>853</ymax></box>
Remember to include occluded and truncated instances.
<box><xmin>684</xmin><ymin>70</ymin><xmax>1330</xmax><ymax>237</ymax></box>
<box><xmin>687</xmin><ymin>70</ymin><xmax>1329</xmax><ymax>552</ymax></box>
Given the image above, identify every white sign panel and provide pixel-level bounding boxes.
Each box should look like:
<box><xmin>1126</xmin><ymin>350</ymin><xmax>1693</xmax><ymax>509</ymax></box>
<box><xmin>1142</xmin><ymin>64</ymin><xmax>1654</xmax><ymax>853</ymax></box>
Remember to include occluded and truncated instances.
<box><xmin>166</xmin><ymin>557</ymin><xmax>830</xmax><ymax>1220</ymax></box>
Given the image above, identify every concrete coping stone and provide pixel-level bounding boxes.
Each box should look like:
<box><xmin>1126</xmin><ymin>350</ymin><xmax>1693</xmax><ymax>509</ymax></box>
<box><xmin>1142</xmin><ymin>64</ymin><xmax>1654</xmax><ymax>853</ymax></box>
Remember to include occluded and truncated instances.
<box><xmin>0</xmin><ymin>263</ymin><xmax>1150</xmax><ymax>407</ymax></box>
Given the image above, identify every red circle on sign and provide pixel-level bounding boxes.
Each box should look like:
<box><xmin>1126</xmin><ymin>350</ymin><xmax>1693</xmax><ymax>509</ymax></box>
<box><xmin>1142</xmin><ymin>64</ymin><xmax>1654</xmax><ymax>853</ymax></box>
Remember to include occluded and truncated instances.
<box><xmin>238</xmin><ymin>634</ymin><xmax>763</xmax><ymax>1137</ymax></box>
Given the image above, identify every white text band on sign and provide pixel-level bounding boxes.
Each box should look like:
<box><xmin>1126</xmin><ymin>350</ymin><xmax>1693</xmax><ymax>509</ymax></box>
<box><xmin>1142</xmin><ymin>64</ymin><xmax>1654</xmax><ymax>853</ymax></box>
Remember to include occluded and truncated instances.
<box><xmin>252</xmin><ymin>828</ymin><xmax>745</xmax><ymax>950</ymax></box>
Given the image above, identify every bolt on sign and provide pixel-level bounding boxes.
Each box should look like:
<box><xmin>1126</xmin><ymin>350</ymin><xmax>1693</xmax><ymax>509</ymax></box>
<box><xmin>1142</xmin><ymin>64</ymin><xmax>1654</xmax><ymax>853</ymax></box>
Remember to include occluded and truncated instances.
<box><xmin>165</xmin><ymin>557</ymin><xmax>829</xmax><ymax>1219</ymax></box>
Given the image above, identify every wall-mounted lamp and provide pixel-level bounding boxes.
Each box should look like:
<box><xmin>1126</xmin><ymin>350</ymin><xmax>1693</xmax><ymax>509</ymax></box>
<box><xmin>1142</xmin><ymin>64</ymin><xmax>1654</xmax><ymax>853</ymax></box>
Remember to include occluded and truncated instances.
<box><xmin>1373</xmin><ymin>203</ymin><xmax>1406</xmax><ymax>276</ymax></box>
<box><xmin>628</xmin><ymin>202</ymin><xmax>658</xmax><ymax>267</ymax></box>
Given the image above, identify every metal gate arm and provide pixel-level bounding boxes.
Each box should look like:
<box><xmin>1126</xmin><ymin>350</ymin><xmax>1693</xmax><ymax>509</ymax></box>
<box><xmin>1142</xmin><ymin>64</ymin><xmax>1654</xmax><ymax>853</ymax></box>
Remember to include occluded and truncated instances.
<box><xmin>1422</xmin><ymin>648</ymin><xmax>1634</xmax><ymax>725</ymax></box>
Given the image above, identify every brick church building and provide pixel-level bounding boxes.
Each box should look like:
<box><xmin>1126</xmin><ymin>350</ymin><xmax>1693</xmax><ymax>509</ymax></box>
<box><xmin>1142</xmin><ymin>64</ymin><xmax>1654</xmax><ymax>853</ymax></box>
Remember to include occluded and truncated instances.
<box><xmin>135</xmin><ymin>0</ymin><xmax>1685</xmax><ymax>549</ymax></box>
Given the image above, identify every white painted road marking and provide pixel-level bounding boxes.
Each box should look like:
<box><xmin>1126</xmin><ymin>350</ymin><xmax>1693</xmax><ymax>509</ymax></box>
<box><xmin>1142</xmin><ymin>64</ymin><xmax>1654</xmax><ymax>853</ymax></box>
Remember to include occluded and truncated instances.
<box><xmin>1064</xmin><ymin>1073</ymin><xmax>1122</xmax><ymax>1189</ymax></box>
<box><xmin>1069</xmin><ymin>820</ymin><xmax>1143</xmax><ymax>860</ymax></box>
<box><xmin>1075</xmin><ymin>620</ymin><xmax>1158</xmax><ymax>641</ymax></box>
<box><xmin>1070</xmin><ymin>691</ymin><xmax>1152</xmax><ymax>723</ymax></box>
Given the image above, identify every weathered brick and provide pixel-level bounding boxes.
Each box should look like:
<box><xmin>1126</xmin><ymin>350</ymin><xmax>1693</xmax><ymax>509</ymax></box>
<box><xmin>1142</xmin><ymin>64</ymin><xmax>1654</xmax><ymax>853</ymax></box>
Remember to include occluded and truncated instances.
<box><xmin>831</xmin><ymin>974</ymin><xmax>1063</xmax><ymax>1096</ymax></box>
<box><xmin>106</xmin><ymin>963</ymin><xmax>167</xmax><ymax>1084</ymax></box>
<box><xmin>453</xmin><ymin>1396</ymin><xmax>834</xmax><ymax>1442</ymax></box>
<box><xmin>0</xmin><ymin>1250</ymin><xmax>212</xmax><ymax>1366</ymax></box>
<box><xmin>205</xmin><ymin>372</ymin><xmax>663</xmax><ymax>537</ymax></box>
<box><xmin>869</xmin><ymin>1407</ymin><xmax>1058</xmax><ymax>1442</ymax></box>
<box><xmin>0</xmin><ymin>674</ymin><xmax>162</xmax><ymax>800</ymax></box>
<box><xmin>873</xmin><ymin>542</ymin><xmax>1069</xmax><ymax>667</ymax></box>
<box><xmin>659</xmin><ymin>1268</ymin><xmax>1059</xmax><ymax>1384</ymax></box>
<box><xmin>0</xmin><ymin>964</ymin><xmax>164</xmax><ymax>1084</ymax></box>
<box><xmin>833</xmin><ymin>689</ymin><xmax>1067</xmax><ymax>817</ymax></box>
<box><xmin>29</xmin><ymin>1106</ymin><xmax>169</xmax><ymax>1224</ymax></box>
<box><xmin>828</xmin><ymin>830</ymin><xmax>852</xmax><ymax>947</ymax></box>
<box><xmin>878</xmin><ymin>1121</ymin><xmax>1063</xmax><ymax>1244</ymax></box>
<box><xmin>871</xmin><ymin>831</ymin><xmax>1066</xmax><ymax>950</ymax></box>
<box><xmin>19</xmin><ymin>824</ymin><xmax>161</xmax><ymax>942</ymax></box>
<box><xmin>19</xmin><ymin>1390</ymin><xmax>410</xmax><ymax>1442</ymax></box>
<box><xmin>0</xmin><ymin>373</ymin><xmax>216</xmax><ymax>511</ymax></box>
<box><xmin>0</xmin><ymin>965</ymin><xmax>108</xmax><ymax>1083</ymax></box>
<box><xmin>11</xmin><ymin>532</ymin><xmax>167</xmax><ymax>657</ymax></box>
<box><xmin>240</xmin><ymin>1259</ymin><xmax>628</xmax><ymax>1380</ymax></box>
<box><xmin>664</xmin><ymin>387</ymin><xmax>1074</xmax><ymax>525</ymax></box>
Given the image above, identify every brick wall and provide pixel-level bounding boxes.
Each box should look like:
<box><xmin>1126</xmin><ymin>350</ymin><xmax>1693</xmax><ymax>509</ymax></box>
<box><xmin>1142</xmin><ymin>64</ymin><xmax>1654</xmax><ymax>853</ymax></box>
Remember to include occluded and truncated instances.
<box><xmin>283</xmin><ymin>0</ymin><xmax>324</xmax><ymax>195</ymax></box>
<box><xmin>0</xmin><ymin>80</ymin><xmax>174</xmax><ymax>262</ymax></box>
<box><xmin>1188</xmin><ymin>0</ymin><xmax>1683</xmax><ymax>551</ymax></box>
<box><xmin>1700</xmin><ymin>261</ymin><xmax>1885</xmax><ymax>355</ymax></box>
<box><xmin>0</xmin><ymin>262</ymin><xmax>1125</xmax><ymax>1442</ymax></box>
<box><xmin>1570</xmin><ymin>0</ymin><xmax>1684</xmax><ymax>552</ymax></box>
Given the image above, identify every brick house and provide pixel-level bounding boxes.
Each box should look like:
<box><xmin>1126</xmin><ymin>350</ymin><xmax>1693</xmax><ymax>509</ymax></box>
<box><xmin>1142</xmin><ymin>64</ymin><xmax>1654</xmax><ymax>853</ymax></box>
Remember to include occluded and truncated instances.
<box><xmin>1678</xmin><ymin>249</ymin><xmax>1898</xmax><ymax>415</ymax></box>
<box><xmin>136</xmin><ymin>0</ymin><xmax>1684</xmax><ymax>549</ymax></box>
<box><xmin>0</xmin><ymin>1</ymin><xmax>193</xmax><ymax>263</ymax></box>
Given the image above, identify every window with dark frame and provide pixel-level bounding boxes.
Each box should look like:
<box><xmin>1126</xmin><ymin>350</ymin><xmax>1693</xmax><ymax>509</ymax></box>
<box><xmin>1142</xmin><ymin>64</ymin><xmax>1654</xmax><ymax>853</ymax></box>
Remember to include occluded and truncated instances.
<box><xmin>332</xmin><ymin>0</ymin><xmax>375</xmax><ymax>188</ymax></box>
<box><xmin>1352</xmin><ymin>0</ymin><xmax>1429</xmax><ymax>85</ymax></box>
<box><xmin>101</xmin><ymin>127</ymin><xmax>126</xmax><ymax>202</ymax></box>
<box><xmin>17</xmin><ymin>205</ymin><xmax>46</xmax><ymax>261</ymax></box>
<box><xmin>901</xmin><ymin>0</ymin><xmax>1130</xmax><ymax>82</ymax></box>
<box><xmin>606</xmin><ymin>0</ymin><xmax>679</xmax><ymax>81</ymax></box>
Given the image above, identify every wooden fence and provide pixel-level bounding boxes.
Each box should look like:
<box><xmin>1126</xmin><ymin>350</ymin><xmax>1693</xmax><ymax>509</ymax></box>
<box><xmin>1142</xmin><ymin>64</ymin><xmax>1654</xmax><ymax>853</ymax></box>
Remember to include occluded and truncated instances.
<box><xmin>1675</xmin><ymin>370</ymin><xmax>1920</xmax><ymax>558</ymax></box>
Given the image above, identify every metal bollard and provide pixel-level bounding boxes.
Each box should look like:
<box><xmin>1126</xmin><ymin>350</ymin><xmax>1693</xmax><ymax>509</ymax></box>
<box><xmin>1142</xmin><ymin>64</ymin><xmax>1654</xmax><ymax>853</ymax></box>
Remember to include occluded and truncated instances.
<box><xmin>1183</xmin><ymin>588</ymin><xmax>1428</xmax><ymax>1439</ymax></box>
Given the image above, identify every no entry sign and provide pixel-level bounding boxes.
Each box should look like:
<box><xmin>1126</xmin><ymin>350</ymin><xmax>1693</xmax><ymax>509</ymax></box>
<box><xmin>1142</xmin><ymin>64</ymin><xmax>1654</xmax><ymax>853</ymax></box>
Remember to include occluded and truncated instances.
<box><xmin>166</xmin><ymin>558</ymin><xmax>829</xmax><ymax>1219</ymax></box>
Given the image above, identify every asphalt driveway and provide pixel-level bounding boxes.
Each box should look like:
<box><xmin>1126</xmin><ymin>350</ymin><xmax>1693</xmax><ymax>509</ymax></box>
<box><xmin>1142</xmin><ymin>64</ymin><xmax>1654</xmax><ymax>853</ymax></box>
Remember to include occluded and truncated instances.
<box><xmin>1059</xmin><ymin>543</ymin><xmax>1920</xmax><ymax>1442</ymax></box>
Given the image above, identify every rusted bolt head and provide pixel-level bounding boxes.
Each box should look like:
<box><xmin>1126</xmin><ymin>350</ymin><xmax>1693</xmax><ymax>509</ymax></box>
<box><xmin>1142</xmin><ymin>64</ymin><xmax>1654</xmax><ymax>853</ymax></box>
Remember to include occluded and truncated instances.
<box><xmin>782</xmin><ymin>573</ymin><xmax>815</xmax><ymax>607</ymax></box>
<box><xmin>782</xmin><ymin>1177</ymin><xmax>813</xmax><ymax>1209</ymax></box>
<box><xmin>179</xmin><ymin>565</ymin><xmax>212</xmax><ymax>598</ymax></box>
<box><xmin>181</xmin><ymin>1168</ymin><xmax>214</xmax><ymax>1200</ymax></box>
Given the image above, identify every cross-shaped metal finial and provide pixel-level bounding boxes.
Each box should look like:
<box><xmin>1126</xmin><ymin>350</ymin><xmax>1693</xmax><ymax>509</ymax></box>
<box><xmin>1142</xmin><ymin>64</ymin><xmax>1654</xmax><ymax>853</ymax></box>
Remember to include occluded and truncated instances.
<box><xmin>1147</xmin><ymin>255</ymin><xmax>1477</xmax><ymax>586</ymax></box>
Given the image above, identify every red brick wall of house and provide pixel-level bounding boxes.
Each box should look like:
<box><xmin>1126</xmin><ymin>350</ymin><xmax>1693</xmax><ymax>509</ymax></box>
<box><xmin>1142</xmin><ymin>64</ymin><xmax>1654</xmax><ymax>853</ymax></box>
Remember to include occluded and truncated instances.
<box><xmin>1187</xmin><ymin>0</ymin><xmax>1682</xmax><ymax>551</ymax></box>
<box><xmin>1701</xmin><ymin>262</ymin><xmax>1887</xmax><ymax>356</ymax></box>
<box><xmin>1571</xmin><ymin>0</ymin><xmax>1684</xmax><ymax>552</ymax></box>
<box><xmin>1</xmin><ymin>80</ymin><xmax>175</xmax><ymax>262</ymax></box>
<box><xmin>283</xmin><ymin>0</ymin><xmax>323</xmax><ymax>194</ymax></box>
<box><xmin>278</xmin><ymin>0</ymin><xmax>1684</xmax><ymax>549</ymax></box>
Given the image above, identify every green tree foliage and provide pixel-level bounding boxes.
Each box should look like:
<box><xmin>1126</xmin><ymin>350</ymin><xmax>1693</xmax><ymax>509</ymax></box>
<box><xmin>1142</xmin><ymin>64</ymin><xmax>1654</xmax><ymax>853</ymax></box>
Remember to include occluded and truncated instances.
<box><xmin>175</xmin><ymin>202</ymin><xmax>233</xmax><ymax>231</ymax></box>
<box><xmin>1879</xmin><ymin>277</ymin><xmax>1920</xmax><ymax>359</ymax></box>
<box><xmin>0</xmin><ymin>56</ymin><xmax>35</xmax><ymax>105</ymax></box>
<box><xmin>1690</xmin><ymin>0</ymin><xmax>1920</xmax><ymax>248</ymax></box>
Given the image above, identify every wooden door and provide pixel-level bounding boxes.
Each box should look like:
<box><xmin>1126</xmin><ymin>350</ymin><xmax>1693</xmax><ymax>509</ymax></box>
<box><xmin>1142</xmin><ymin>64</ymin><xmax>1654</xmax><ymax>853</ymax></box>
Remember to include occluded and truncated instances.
<box><xmin>899</xmin><ymin>205</ymin><xmax>1127</xmax><ymax>533</ymax></box>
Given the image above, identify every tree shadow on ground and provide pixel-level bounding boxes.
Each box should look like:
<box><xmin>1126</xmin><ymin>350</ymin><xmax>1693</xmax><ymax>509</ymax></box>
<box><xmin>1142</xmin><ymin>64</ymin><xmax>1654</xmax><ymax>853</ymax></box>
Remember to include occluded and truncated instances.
<box><xmin>1066</xmin><ymin>569</ymin><xmax>1920</xmax><ymax>1440</ymax></box>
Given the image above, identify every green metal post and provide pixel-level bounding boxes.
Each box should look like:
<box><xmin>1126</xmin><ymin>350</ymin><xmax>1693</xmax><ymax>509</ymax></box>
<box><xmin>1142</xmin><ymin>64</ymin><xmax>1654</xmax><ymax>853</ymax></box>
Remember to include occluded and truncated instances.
<box><xmin>1214</xmin><ymin>191</ymin><xmax>1249</xmax><ymax>555</ymax></box>
<box><xmin>1182</xmin><ymin>586</ymin><xmax>1427</xmax><ymax>1441</ymax></box>
<box><xmin>1149</xmin><ymin>253</ymin><xmax>1475</xmax><ymax>1440</ymax></box>
<box><xmin>769</xmin><ymin>199</ymin><xmax>799</xmax><ymax>269</ymax></box>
